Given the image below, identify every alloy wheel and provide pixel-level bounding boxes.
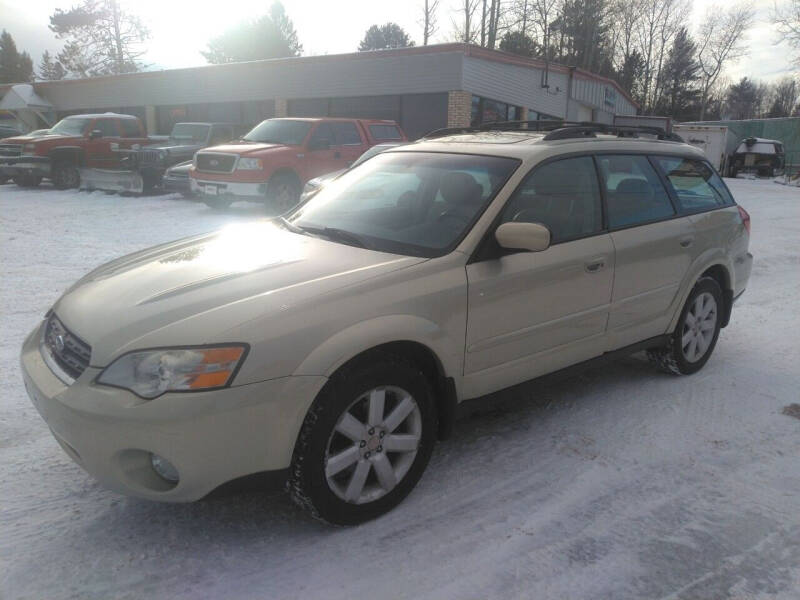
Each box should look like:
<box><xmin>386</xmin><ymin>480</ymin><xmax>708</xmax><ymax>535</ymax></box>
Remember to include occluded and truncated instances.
<box><xmin>681</xmin><ymin>291</ymin><xmax>717</xmax><ymax>362</ymax></box>
<box><xmin>325</xmin><ymin>385</ymin><xmax>422</xmax><ymax>505</ymax></box>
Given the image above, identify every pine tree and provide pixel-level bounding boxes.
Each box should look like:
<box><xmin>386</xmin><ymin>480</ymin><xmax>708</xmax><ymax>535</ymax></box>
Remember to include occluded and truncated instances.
<box><xmin>203</xmin><ymin>1</ymin><xmax>302</xmax><ymax>64</ymax></box>
<box><xmin>0</xmin><ymin>30</ymin><xmax>34</xmax><ymax>83</ymax></box>
<box><xmin>49</xmin><ymin>0</ymin><xmax>150</xmax><ymax>76</ymax></box>
<box><xmin>358</xmin><ymin>23</ymin><xmax>415</xmax><ymax>51</ymax></box>
<box><xmin>659</xmin><ymin>28</ymin><xmax>700</xmax><ymax>121</ymax></box>
<box><xmin>38</xmin><ymin>50</ymin><xmax>66</xmax><ymax>80</ymax></box>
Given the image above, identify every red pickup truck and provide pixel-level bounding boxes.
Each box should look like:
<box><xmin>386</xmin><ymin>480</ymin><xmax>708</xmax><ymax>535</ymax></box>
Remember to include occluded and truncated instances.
<box><xmin>189</xmin><ymin>118</ymin><xmax>407</xmax><ymax>210</ymax></box>
<box><xmin>0</xmin><ymin>113</ymin><xmax>150</xmax><ymax>189</ymax></box>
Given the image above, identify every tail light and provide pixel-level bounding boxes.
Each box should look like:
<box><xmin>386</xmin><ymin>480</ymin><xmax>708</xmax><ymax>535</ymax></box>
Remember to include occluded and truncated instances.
<box><xmin>737</xmin><ymin>206</ymin><xmax>751</xmax><ymax>234</ymax></box>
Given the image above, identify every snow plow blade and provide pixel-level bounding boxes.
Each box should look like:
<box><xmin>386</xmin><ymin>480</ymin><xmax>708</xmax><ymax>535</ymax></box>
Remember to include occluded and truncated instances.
<box><xmin>79</xmin><ymin>168</ymin><xmax>144</xmax><ymax>194</ymax></box>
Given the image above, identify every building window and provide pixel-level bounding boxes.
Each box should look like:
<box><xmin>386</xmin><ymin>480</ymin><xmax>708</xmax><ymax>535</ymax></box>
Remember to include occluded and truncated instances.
<box><xmin>470</xmin><ymin>95</ymin><xmax>522</xmax><ymax>127</ymax></box>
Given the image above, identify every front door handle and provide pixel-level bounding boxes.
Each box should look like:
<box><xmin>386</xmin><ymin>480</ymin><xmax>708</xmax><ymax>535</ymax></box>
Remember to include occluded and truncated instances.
<box><xmin>680</xmin><ymin>236</ymin><xmax>694</xmax><ymax>248</ymax></box>
<box><xmin>585</xmin><ymin>258</ymin><xmax>606</xmax><ymax>273</ymax></box>
<box><xmin>334</xmin><ymin>151</ymin><xmax>341</xmax><ymax>159</ymax></box>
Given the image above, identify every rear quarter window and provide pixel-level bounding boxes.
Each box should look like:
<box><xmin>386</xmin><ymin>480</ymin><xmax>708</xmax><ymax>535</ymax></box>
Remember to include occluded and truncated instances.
<box><xmin>369</xmin><ymin>124</ymin><xmax>403</xmax><ymax>141</ymax></box>
<box><xmin>654</xmin><ymin>156</ymin><xmax>734</xmax><ymax>212</ymax></box>
<box><xmin>119</xmin><ymin>119</ymin><xmax>142</xmax><ymax>138</ymax></box>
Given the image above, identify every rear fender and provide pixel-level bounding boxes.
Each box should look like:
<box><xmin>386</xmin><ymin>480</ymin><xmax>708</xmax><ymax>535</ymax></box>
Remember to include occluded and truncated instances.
<box><xmin>666</xmin><ymin>249</ymin><xmax>734</xmax><ymax>333</ymax></box>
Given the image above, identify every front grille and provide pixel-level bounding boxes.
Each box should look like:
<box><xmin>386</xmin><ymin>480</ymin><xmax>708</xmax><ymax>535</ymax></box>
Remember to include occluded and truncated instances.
<box><xmin>43</xmin><ymin>314</ymin><xmax>91</xmax><ymax>380</ymax></box>
<box><xmin>0</xmin><ymin>143</ymin><xmax>22</xmax><ymax>157</ymax></box>
<box><xmin>167</xmin><ymin>170</ymin><xmax>189</xmax><ymax>179</ymax></box>
<box><xmin>138</xmin><ymin>149</ymin><xmax>162</xmax><ymax>166</ymax></box>
<box><xmin>196</xmin><ymin>152</ymin><xmax>236</xmax><ymax>173</ymax></box>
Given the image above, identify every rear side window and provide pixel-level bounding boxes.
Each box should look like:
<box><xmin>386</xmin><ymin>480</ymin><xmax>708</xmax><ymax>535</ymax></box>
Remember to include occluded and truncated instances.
<box><xmin>331</xmin><ymin>122</ymin><xmax>362</xmax><ymax>145</ymax></box>
<box><xmin>653</xmin><ymin>156</ymin><xmax>733</xmax><ymax>212</ymax></box>
<box><xmin>309</xmin><ymin>123</ymin><xmax>334</xmax><ymax>145</ymax></box>
<box><xmin>93</xmin><ymin>119</ymin><xmax>119</xmax><ymax>138</ymax></box>
<box><xmin>119</xmin><ymin>119</ymin><xmax>141</xmax><ymax>138</ymax></box>
<box><xmin>369</xmin><ymin>124</ymin><xmax>402</xmax><ymax>140</ymax></box>
<box><xmin>597</xmin><ymin>155</ymin><xmax>675</xmax><ymax>228</ymax></box>
<box><xmin>500</xmin><ymin>156</ymin><xmax>602</xmax><ymax>243</ymax></box>
<box><xmin>210</xmin><ymin>125</ymin><xmax>233</xmax><ymax>145</ymax></box>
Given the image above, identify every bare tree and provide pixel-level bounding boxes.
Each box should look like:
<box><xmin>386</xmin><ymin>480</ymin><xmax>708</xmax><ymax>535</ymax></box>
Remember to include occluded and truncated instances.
<box><xmin>609</xmin><ymin>0</ymin><xmax>643</xmax><ymax>72</ymax></box>
<box><xmin>452</xmin><ymin>0</ymin><xmax>482</xmax><ymax>43</ymax></box>
<box><xmin>636</xmin><ymin>0</ymin><xmax>687</xmax><ymax>113</ymax></box>
<box><xmin>772</xmin><ymin>0</ymin><xmax>800</xmax><ymax>64</ymax></box>
<box><xmin>530</xmin><ymin>0</ymin><xmax>562</xmax><ymax>59</ymax></box>
<box><xmin>696</xmin><ymin>3</ymin><xmax>754</xmax><ymax>120</ymax></box>
<box><xmin>421</xmin><ymin>0</ymin><xmax>441</xmax><ymax>45</ymax></box>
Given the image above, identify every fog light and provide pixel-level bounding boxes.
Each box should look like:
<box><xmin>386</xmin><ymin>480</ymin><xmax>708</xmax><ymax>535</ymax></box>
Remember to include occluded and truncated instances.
<box><xmin>150</xmin><ymin>453</ymin><xmax>179</xmax><ymax>483</ymax></box>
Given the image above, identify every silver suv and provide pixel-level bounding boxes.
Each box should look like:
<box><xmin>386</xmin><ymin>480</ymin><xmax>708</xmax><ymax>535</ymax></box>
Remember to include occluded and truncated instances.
<box><xmin>20</xmin><ymin>123</ymin><xmax>753</xmax><ymax>524</ymax></box>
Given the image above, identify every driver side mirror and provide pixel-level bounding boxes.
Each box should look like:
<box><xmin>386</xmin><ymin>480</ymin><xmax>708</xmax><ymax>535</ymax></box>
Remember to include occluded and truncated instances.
<box><xmin>89</xmin><ymin>129</ymin><xmax>103</xmax><ymax>140</ymax></box>
<box><xmin>495</xmin><ymin>222</ymin><xmax>551</xmax><ymax>252</ymax></box>
<box><xmin>308</xmin><ymin>138</ymin><xmax>331</xmax><ymax>151</ymax></box>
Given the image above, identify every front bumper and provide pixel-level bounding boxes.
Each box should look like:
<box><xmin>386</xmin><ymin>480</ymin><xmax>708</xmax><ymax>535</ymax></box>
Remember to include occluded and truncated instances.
<box><xmin>21</xmin><ymin>321</ymin><xmax>326</xmax><ymax>502</ymax></box>
<box><xmin>163</xmin><ymin>174</ymin><xmax>192</xmax><ymax>194</ymax></box>
<box><xmin>0</xmin><ymin>155</ymin><xmax>51</xmax><ymax>178</ymax></box>
<box><xmin>191</xmin><ymin>177</ymin><xmax>267</xmax><ymax>198</ymax></box>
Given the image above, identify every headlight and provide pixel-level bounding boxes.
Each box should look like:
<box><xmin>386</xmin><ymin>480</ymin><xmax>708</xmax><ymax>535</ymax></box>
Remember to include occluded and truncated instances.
<box><xmin>302</xmin><ymin>179</ymin><xmax>321</xmax><ymax>194</ymax></box>
<box><xmin>236</xmin><ymin>157</ymin><xmax>263</xmax><ymax>170</ymax></box>
<box><xmin>96</xmin><ymin>345</ymin><xmax>247</xmax><ymax>399</ymax></box>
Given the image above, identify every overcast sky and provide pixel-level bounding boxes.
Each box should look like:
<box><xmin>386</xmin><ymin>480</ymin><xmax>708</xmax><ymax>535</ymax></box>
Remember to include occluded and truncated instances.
<box><xmin>1</xmin><ymin>0</ymin><xmax>796</xmax><ymax>83</ymax></box>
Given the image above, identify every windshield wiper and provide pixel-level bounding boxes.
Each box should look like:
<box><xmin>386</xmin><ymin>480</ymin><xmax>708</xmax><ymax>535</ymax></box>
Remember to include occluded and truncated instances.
<box><xmin>297</xmin><ymin>225</ymin><xmax>371</xmax><ymax>249</ymax></box>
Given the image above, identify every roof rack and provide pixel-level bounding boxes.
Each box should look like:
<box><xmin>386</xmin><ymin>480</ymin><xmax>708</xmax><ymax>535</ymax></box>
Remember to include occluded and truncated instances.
<box><xmin>424</xmin><ymin>120</ymin><xmax>684</xmax><ymax>142</ymax></box>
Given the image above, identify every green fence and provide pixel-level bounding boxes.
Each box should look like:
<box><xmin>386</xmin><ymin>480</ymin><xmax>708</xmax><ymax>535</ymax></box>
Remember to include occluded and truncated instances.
<box><xmin>687</xmin><ymin>117</ymin><xmax>800</xmax><ymax>178</ymax></box>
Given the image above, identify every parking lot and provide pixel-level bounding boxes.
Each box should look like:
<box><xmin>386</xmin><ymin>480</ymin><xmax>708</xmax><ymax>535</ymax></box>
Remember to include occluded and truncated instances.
<box><xmin>1</xmin><ymin>178</ymin><xmax>799</xmax><ymax>599</ymax></box>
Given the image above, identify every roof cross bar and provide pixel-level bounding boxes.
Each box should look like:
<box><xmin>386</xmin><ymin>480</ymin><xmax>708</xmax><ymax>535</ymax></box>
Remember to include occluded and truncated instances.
<box><xmin>423</xmin><ymin>120</ymin><xmax>683</xmax><ymax>141</ymax></box>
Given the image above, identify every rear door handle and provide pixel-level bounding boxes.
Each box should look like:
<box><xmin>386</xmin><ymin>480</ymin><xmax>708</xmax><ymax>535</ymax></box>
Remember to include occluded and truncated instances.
<box><xmin>585</xmin><ymin>258</ymin><xmax>606</xmax><ymax>273</ymax></box>
<box><xmin>680</xmin><ymin>236</ymin><xmax>694</xmax><ymax>248</ymax></box>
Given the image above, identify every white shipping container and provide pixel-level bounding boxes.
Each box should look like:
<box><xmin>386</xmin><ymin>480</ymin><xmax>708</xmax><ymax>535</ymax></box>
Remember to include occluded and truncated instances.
<box><xmin>672</xmin><ymin>124</ymin><xmax>729</xmax><ymax>172</ymax></box>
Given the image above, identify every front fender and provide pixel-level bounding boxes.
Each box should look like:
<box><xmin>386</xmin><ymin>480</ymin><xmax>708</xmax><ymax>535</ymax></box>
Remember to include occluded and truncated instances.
<box><xmin>293</xmin><ymin>314</ymin><xmax>464</xmax><ymax>396</ymax></box>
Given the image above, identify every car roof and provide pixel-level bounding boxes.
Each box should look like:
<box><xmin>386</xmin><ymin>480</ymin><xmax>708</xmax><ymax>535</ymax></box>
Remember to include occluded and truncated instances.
<box><xmin>269</xmin><ymin>117</ymin><xmax>399</xmax><ymax>124</ymax></box>
<box><xmin>390</xmin><ymin>130</ymin><xmax>707</xmax><ymax>163</ymax></box>
<box><xmin>65</xmin><ymin>112</ymin><xmax>138</xmax><ymax>120</ymax></box>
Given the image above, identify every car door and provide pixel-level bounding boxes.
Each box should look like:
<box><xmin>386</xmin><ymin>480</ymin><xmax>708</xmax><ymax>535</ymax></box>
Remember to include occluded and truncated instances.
<box><xmin>464</xmin><ymin>155</ymin><xmax>614</xmax><ymax>397</ymax></box>
<box><xmin>303</xmin><ymin>122</ymin><xmax>341</xmax><ymax>180</ymax></box>
<box><xmin>597</xmin><ymin>154</ymin><xmax>696</xmax><ymax>349</ymax></box>
<box><xmin>330</xmin><ymin>121</ymin><xmax>367</xmax><ymax>167</ymax></box>
<box><xmin>84</xmin><ymin>118</ymin><xmax>123</xmax><ymax>169</ymax></box>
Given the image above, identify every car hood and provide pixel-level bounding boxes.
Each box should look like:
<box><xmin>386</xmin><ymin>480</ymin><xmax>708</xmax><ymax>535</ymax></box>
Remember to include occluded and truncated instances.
<box><xmin>1</xmin><ymin>133</ymin><xmax>75</xmax><ymax>144</ymax></box>
<box><xmin>53</xmin><ymin>221</ymin><xmax>425</xmax><ymax>364</ymax></box>
<box><xmin>199</xmin><ymin>141</ymin><xmax>288</xmax><ymax>156</ymax></box>
<box><xmin>143</xmin><ymin>141</ymin><xmax>203</xmax><ymax>153</ymax></box>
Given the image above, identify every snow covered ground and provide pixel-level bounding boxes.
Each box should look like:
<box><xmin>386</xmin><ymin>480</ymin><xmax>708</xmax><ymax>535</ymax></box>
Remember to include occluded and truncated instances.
<box><xmin>1</xmin><ymin>180</ymin><xmax>799</xmax><ymax>599</ymax></box>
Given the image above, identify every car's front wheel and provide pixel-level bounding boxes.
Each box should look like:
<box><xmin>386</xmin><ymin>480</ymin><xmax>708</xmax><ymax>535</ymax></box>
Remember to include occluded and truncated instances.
<box><xmin>648</xmin><ymin>276</ymin><xmax>723</xmax><ymax>375</ymax></box>
<box><xmin>52</xmin><ymin>162</ymin><xmax>80</xmax><ymax>189</ymax></box>
<box><xmin>289</xmin><ymin>353</ymin><xmax>437</xmax><ymax>525</ymax></box>
<box><xmin>13</xmin><ymin>173</ymin><xmax>42</xmax><ymax>187</ymax></box>
<box><xmin>203</xmin><ymin>197</ymin><xmax>232</xmax><ymax>210</ymax></box>
<box><xmin>267</xmin><ymin>173</ymin><xmax>300</xmax><ymax>215</ymax></box>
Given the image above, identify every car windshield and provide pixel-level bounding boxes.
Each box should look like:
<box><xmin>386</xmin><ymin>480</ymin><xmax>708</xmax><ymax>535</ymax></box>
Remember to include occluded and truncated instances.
<box><xmin>170</xmin><ymin>123</ymin><xmax>210</xmax><ymax>142</ymax></box>
<box><xmin>243</xmin><ymin>120</ymin><xmax>313</xmax><ymax>145</ymax></box>
<box><xmin>50</xmin><ymin>118</ymin><xmax>92</xmax><ymax>136</ymax></box>
<box><xmin>350</xmin><ymin>144</ymin><xmax>401</xmax><ymax>168</ymax></box>
<box><xmin>288</xmin><ymin>152</ymin><xmax>520</xmax><ymax>257</ymax></box>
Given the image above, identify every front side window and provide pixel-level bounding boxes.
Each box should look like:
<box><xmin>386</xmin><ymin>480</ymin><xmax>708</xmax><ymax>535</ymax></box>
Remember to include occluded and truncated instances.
<box><xmin>309</xmin><ymin>123</ymin><xmax>334</xmax><ymax>147</ymax></box>
<box><xmin>597</xmin><ymin>155</ymin><xmax>675</xmax><ymax>228</ymax></box>
<box><xmin>50</xmin><ymin>118</ymin><xmax>92</xmax><ymax>136</ymax></box>
<box><xmin>500</xmin><ymin>156</ymin><xmax>602</xmax><ymax>243</ymax></box>
<box><xmin>653</xmin><ymin>156</ymin><xmax>733</xmax><ymax>212</ymax></box>
<box><xmin>243</xmin><ymin>119</ymin><xmax>312</xmax><ymax>145</ymax></box>
<box><xmin>289</xmin><ymin>152</ymin><xmax>519</xmax><ymax>257</ymax></box>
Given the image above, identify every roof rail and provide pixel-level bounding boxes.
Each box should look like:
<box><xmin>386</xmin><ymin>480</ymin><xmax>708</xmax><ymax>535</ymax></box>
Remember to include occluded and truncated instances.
<box><xmin>423</xmin><ymin>120</ymin><xmax>684</xmax><ymax>142</ymax></box>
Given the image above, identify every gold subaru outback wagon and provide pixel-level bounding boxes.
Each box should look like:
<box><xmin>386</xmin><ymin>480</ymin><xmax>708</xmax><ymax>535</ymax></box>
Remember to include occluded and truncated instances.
<box><xmin>21</xmin><ymin>122</ymin><xmax>753</xmax><ymax>524</ymax></box>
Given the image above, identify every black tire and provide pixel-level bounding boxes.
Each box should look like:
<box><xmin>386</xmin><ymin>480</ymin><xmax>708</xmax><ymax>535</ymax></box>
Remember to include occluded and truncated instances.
<box><xmin>180</xmin><ymin>191</ymin><xmax>196</xmax><ymax>199</ymax></box>
<box><xmin>647</xmin><ymin>277</ymin><xmax>724</xmax><ymax>375</ymax></box>
<box><xmin>13</xmin><ymin>173</ymin><xmax>42</xmax><ymax>187</ymax></box>
<box><xmin>141</xmin><ymin>171</ymin><xmax>160</xmax><ymax>193</ymax></box>
<box><xmin>266</xmin><ymin>173</ymin><xmax>300</xmax><ymax>214</ymax></box>
<box><xmin>289</xmin><ymin>353</ymin><xmax>438</xmax><ymax>525</ymax></box>
<box><xmin>52</xmin><ymin>162</ymin><xmax>80</xmax><ymax>189</ymax></box>
<box><xmin>203</xmin><ymin>197</ymin><xmax>232</xmax><ymax>210</ymax></box>
<box><xmin>0</xmin><ymin>175</ymin><xmax>9</xmax><ymax>184</ymax></box>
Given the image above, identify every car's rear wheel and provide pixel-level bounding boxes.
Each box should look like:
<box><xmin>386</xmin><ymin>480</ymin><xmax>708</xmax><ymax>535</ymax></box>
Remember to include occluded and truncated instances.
<box><xmin>647</xmin><ymin>277</ymin><xmax>723</xmax><ymax>375</ymax></box>
<box><xmin>267</xmin><ymin>173</ymin><xmax>300</xmax><ymax>214</ymax></box>
<box><xmin>52</xmin><ymin>162</ymin><xmax>80</xmax><ymax>189</ymax></box>
<box><xmin>289</xmin><ymin>353</ymin><xmax>437</xmax><ymax>525</ymax></box>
